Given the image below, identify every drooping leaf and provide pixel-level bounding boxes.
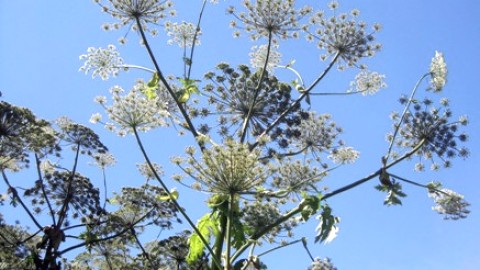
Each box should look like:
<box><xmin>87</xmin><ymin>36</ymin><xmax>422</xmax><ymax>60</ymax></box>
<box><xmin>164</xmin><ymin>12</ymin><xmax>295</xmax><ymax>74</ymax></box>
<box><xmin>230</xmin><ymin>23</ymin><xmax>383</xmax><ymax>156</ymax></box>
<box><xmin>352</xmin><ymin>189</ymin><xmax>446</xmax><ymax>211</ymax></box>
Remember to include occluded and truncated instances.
<box><xmin>187</xmin><ymin>212</ymin><xmax>219</xmax><ymax>264</ymax></box>
<box><xmin>314</xmin><ymin>204</ymin><xmax>339</xmax><ymax>244</ymax></box>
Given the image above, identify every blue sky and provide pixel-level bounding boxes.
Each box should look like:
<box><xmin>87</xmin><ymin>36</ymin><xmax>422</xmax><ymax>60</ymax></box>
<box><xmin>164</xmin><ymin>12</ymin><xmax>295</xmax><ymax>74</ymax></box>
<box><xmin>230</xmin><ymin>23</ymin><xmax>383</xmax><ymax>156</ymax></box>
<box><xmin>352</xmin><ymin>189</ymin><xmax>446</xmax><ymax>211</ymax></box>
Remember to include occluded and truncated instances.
<box><xmin>1</xmin><ymin>1</ymin><xmax>479</xmax><ymax>269</ymax></box>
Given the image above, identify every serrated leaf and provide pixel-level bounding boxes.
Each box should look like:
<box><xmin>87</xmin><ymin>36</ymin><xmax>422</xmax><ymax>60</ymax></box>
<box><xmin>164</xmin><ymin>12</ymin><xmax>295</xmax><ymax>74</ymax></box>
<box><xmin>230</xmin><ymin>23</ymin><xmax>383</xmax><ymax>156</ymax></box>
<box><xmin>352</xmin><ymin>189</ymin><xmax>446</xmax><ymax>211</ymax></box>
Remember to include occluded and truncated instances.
<box><xmin>315</xmin><ymin>204</ymin><xmax>339</xmax><ymax>244</ymax></box>
<box><xmin>187</xmin><ymin>212</ymin><xmax>219</xmax><ymax>264</ymax></box>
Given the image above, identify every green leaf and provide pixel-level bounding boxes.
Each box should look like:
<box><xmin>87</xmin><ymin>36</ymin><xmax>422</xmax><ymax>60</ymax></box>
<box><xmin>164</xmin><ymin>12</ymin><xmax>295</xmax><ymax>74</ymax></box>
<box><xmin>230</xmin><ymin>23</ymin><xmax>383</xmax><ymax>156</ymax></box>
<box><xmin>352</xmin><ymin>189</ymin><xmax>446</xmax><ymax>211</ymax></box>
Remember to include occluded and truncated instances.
<box><xmin>176</xmin><ymin>78</ymin><xmax>200</xmax><ymax>103</ymax></box>
<box><xmin>300</xmin><ymin>193</ymin><xmax>321</xmax><ymax>221</ymax></box>
<box><xmin>314</xmin><ymin>204</ymin><xmax>339</xmax><ymax>243</ymax></box>
<box><xmin>156</xmin><ymin>188</ymin><xmax>179</xmax><ymax>201</ymax></box>
<box><xmin>187</xmin><ymin>212</ymin><xmax>219</xmax><ymax>264</ymax></box>
<box><xmin>142</xmin><ymin>72</ymin><xmax>160</xmax><ymax>100</ymax></box>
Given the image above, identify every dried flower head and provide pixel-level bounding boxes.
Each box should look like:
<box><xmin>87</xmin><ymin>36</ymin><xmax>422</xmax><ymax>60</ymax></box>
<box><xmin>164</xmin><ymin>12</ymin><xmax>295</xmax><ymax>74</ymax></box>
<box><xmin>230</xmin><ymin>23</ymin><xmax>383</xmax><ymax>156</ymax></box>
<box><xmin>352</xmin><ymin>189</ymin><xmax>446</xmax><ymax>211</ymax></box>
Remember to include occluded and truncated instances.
<box><xmin>79</xmin><ymin>45</ymin><xmax>124</xmax><ymax>80</ymax></box>
<box><xmin>228</xmin><ymin>0</ymin><xmax>312</xmax><ymax>40</ymax></box>
<box><xmin>56</xmin><ymin>117</ymin><xmax>109</xmax><ymax>156</ymax></box>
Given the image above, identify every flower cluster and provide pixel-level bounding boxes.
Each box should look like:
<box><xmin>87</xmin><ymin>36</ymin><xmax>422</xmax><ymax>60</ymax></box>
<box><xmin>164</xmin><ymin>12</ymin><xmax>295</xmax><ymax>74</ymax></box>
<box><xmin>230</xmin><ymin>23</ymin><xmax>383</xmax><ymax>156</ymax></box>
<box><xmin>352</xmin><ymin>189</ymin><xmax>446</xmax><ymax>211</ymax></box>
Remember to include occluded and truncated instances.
<box><xmin>306</xmin><ymin>2</ymin><xmax>381</xmax><ymax>69</ymax></box>
<box><xmin>177</xmin><ymin>140</ymin><xmax>266</xmax><ymax>194</ymax></box>
<box><xmin>249</xmin><ymin>44</ymin><xmax>282</xmax><ymax>72</ymax></box>
<box><xmin>165</xmin><ymin>21</ymin><xmax>200</xmax><ymax>48</ymax></box>
<box><xmin>109</xmin><ymin>184</ymin><xmax>181</xmax><ymax>227</ymax></box>
<box><xmin>308</xmin><ymin>257</ymin><xmax>337</xmax><ymax>270</ymax></box>
<box><xmin>241</xmin><ymin>201</ymin><xmax>298</xmax><ymax>241</ymax></box>
<box><xmin>428</xmin><ymin>184</ymin><xmax>470</xmax><ymax>220</ymax></box>
<box><xmin>24</xmin><ymin>171</ymin><xmax>104</xmax><ymax>222</ymax></box>
<box><xmin>94</xmin><ymin>0</ymin><xmax>174</xmax><ymax>34</ymax></box>
<box><xmin>0</xmin><ymin>102</ymin><xmax>58</xmax><ymax>169</ymax></box>
<box><xmin>388</xmin><ymin>97</ymin><xmax>469</xmax><ymax>169</ymax></box>
<box><xmin>91</xmin><ymin>153</ymin><xmax>116</xmax><ymax>169</ymax></box>
<box><xmin>293</xmin><ymin>112</ymin><xmax>342</xmax><ymax>158</ymax></box>
<box><xmin>271</xmin><ymin>159</ymin><xmax>323</xmax><ymax>196</ymax></box>
<box><xmin>349</xmin><ymin>70</ymin><xmax>387</xmax><ymax>95</ymax></box>
<box><xmin>200</xmin><ymin>63</ymin><xmax>308</xmax><ymax>148</ymax></box>
<box><xmin>57</xmin><ymin>117</ymin><xmax>109</xmax><ymax>156</ymax></box>
<box><xmin>429</xmin><ymin>51</ymin><xmax>447</xmax><ymax>92</ymax></box>
<box><xmin>79</xmin><ymin>45</ymin><xmax>124</xmax><ymax>80</ymax></box>
<box><xmin>93</xmin><ymin>83</ymin><xmax>170</xmax><ymax>136</ymax></box>
<box><xmin>137</xmin><ymin>161</ymin><xmax>163</xmax><ymax>179</ymax></box>
<box><xmin>228</xmin><ymin>0</ymin><xmax>312</xmax><ymax>40</ymax></box>
<box><xmin>328</xmin><ymin>146</ymin><xmax>359</xmax><ymax>164</ymax></box>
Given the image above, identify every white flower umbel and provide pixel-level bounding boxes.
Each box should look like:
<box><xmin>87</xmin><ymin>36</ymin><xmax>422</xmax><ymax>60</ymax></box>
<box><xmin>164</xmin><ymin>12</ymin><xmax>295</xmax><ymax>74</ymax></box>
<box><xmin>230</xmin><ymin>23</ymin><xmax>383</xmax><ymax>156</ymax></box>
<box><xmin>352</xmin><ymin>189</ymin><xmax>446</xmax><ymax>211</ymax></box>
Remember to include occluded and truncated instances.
<box><xmin>79</xmin><ymin>45</ymin><xmax>124</xmax><ymax>80</ymax></box>
<box><xmin>349</xmin><ymin>70</ymin><xmax>387</xmax><ymax>95</ymax></box>
<box><xmin>308</xmin><ymin>257</ymin><xmax>337</xmax><ymax>270</ymax></box>
<box><xmin>328</xmin><ymin>146</ymin><xmax>359</xmax><ymax>164</ymax></box>
<box><xmin>165</xmin><ymin>21</ymin><xmax>200</xmax><ymax>48</ymax></box>
<box><xmin>295</xmin><ymin>112</ymin><xmax>341</xmax><ymax>156</ymax></box>
<box><xmin>429</xmin><ymin>51</ymin><xmax>447</xmax><ymax>92</ymax></box>
<box><xmin>96</xmin><ymin>0</ymin><xmax>174</xmax><ymax>34</ymax></box>
<box><xmin>428</xmin><ymin>188</ymin><xmax>470</xmax><ymax>220</ymax></box>
<box><xmin>97</xmin><ymin>84</ymin><xmax>170</xmax><ymax>136</ymax></box>
<box><xmin>249</xmin><ymin>44</ymin><xmax>281</xmax><ymax>72</ymax></box>
<box><xmin>91</xmin><ymin>153</ymin><xmax>116</xmax><ymax>169</ymax></box>
<box><xmin>137</xmin><ymin>162</ymin><xmax>163</xmax><ymax>180</ymax></box>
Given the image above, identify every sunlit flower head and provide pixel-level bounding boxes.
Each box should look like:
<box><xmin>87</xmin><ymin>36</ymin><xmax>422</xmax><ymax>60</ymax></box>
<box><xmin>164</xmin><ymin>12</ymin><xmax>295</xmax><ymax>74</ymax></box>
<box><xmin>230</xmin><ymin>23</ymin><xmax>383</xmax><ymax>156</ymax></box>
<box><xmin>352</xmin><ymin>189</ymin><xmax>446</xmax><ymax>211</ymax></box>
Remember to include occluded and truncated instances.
<box><xmin>95</xmin><ymin>84</ymin><xmax>170</xmax><ymax>135</ymax></box>
<box><xmin>307</xmin><ymin>2</ymin><xmax>381</xmax><ymax>69</ymax></box>
<box><xmin>95</xmin><ymin>0</ymin><xmax>174</xmax><ymax>34</ymax></box>
<box><xmin>228</xmin><ymin>0</ymin><xmax>312</xmax><ymax>40</ymax></box>
<box><xmin>349</xmin><ymin>70</ymin><xmax>387</xmax><ymax>95</ymax></box>
<box><xmin>328</xmin><ymin>146</ymin><xmax>359</xmax><ymax>164</ymax></box>
<box><xmin>429</xmin><ymin>51</ymin><xmax>447</xmax><ymax>92</ymax></box>
<box><xmin>294</xmin><ymin>112</ymin><xmax>342</xmax><ymax>156</ymax></box>
<box><xmin>308</xmin><ymin>257</ymin><xmax>337</xmax><ymax>270</ymax></box>
<box><xmin>428</xmin><ymin>184</ymin><xmax>470</xmax><ymax>220</ymax></box>
<box><xmin>271</xmin><ymin>159</ymin><xmax>323</xmax><ymax>195</ymax></box>
<box><xmin>91</xmin><ymin>153</ymin><xmax>116</xmax><ymax>169</ymax></box>
<box><xmin>165</xmin><ymin>21</ymin><xmax>200</xmax><ymax>48</ymax></box>
<box><xmin>79</xmin><ymin>45</ymin><xmax>124</xmax><ymax>80</ymax></box>
<box><xmin>179</xmin><ymin>140</ymin><xmax>266</xmax><ymax>194</ymax></box>
<box><xmin>249</xmin><ymin>44</ymin><xmax>281</xmax><ymax>72</ymax></box>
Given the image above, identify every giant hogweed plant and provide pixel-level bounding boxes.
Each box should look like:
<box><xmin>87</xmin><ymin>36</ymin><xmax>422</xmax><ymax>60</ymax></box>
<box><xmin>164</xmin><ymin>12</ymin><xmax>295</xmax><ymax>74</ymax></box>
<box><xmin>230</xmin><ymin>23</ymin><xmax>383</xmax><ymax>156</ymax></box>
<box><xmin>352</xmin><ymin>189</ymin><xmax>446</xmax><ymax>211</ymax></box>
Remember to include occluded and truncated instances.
<box><xmin>0</xmin><ymin>0</ymin><xmax>470</xmax><ymax>269</ymax></box>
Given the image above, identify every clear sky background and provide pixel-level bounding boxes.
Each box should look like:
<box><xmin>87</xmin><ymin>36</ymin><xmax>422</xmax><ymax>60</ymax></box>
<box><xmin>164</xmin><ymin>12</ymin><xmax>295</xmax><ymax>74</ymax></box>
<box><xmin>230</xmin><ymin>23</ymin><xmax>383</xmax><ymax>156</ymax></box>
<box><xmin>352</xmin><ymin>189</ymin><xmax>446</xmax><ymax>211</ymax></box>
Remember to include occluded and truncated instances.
<box><xmin>1</xmin><ymin>1</ymin><xmax>479</xmax><ymax>269</ymax></box>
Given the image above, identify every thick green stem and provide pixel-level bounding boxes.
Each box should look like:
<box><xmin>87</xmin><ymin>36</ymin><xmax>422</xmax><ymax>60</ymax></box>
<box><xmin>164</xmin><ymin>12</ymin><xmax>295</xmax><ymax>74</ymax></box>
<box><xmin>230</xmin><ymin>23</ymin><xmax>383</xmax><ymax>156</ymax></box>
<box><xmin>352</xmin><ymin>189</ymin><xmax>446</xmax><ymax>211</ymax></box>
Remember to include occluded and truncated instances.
<box><xmin>212</xmin><ymin>213</ymin><xmax>227</xmax><ymax>270</ymax></box>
